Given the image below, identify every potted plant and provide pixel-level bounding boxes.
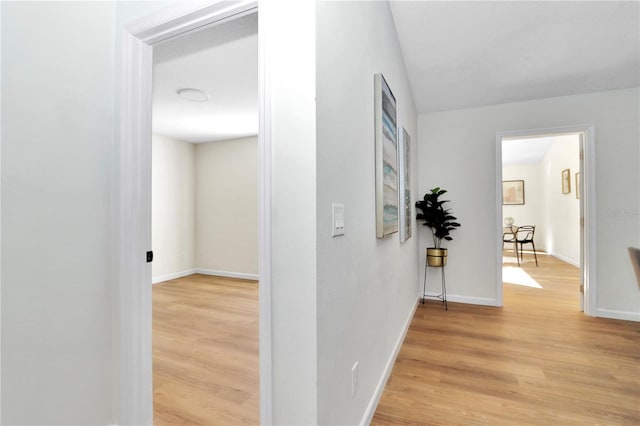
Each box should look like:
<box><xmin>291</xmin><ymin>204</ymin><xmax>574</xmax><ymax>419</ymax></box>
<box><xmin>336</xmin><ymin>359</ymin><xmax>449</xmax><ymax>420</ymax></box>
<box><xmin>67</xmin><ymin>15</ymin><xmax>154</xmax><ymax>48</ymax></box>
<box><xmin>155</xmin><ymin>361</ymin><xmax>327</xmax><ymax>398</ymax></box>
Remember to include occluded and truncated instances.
<box><xmin>415</xmin><ymin>187</ymin><xmax>461</xmax><ymax>266</ymax></box>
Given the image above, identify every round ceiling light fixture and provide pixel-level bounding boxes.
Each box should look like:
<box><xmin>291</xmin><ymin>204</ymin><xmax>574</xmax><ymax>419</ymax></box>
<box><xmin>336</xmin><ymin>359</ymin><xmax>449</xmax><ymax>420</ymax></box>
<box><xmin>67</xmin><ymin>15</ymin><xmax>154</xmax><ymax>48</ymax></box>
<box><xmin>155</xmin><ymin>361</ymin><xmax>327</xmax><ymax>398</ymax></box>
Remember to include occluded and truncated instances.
<box><xmin>177</xmin><ymin>88</ymin><xmax>210</xmax><ymax>102</ymax></box>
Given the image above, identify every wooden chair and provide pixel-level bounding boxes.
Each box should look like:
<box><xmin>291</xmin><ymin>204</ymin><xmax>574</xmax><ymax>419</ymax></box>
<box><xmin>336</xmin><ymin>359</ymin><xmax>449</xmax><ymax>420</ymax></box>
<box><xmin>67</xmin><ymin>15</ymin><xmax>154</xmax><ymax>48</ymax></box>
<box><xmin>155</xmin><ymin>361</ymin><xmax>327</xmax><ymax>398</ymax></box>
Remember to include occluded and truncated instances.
<box><xmin>515</xmin><ymin>225</ymin><xmax>538</xmax><ymax>266</ymax></box>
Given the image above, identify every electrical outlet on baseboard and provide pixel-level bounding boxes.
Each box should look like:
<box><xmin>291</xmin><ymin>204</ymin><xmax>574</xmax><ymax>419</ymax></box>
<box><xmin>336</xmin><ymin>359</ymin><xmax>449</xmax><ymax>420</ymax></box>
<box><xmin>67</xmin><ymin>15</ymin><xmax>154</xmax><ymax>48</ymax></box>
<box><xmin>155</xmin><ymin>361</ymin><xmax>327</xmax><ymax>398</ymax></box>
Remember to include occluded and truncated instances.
<box><xmin>351</xmin><ymin>361</ymin><xmax>359</xmax><ymax>397</ymax></box>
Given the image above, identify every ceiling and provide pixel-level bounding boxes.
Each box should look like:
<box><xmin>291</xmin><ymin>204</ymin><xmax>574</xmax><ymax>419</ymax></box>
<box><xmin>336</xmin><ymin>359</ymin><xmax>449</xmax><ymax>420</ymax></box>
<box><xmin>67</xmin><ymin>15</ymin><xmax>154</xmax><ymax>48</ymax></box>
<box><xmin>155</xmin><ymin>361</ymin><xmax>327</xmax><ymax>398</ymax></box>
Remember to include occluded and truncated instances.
<box><xmin>389</xmin><ymin>1</ymin><xmax>640</xmax><ymax>114</ymax></box>
<box><xmin>502</xmin><ymin>136</ymin><xmax>554</xmax><ymax>165</ymax></box>
<box><xmin>152</xmin><ymin>2</ymin><xmax>638</xmax><ymax>142</ymax></box>
<box><xmin>152</xmin><ymin>12</ymin><xmax>258</xmax><ymax>143</ymax></box>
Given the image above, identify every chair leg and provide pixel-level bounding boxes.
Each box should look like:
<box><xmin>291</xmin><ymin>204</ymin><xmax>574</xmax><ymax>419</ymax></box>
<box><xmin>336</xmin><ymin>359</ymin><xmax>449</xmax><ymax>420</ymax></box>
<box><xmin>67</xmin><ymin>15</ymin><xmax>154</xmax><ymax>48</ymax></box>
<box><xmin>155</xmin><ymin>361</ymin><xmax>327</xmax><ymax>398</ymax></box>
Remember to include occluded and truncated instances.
<box><xmin>516</xmin><ymin>242</ymin><xmax>520</xmax><ymax>266</ymax></box>
<box><xmin>531</xmin><ymin>241</ymin><xmax>538</xmax><ymax>266</ymax></box>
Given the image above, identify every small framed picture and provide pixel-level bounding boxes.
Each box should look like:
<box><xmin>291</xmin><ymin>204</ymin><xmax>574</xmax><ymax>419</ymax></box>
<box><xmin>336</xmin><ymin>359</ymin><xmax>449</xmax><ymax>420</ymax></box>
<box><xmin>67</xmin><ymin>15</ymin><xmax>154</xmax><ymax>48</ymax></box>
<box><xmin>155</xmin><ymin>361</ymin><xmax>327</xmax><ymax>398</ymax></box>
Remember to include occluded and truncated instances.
<box><xmin>575</xmin><ymin>172</ymin><xmax>580</xmax><ymax>199</ymax></box>
<box><xmin>562</xmin><ymin>169</ymin><xmax>571</xmax><ymax>194</ymax></box>
<box><xmin>502</xmin><ymin>180</ymin><xmax>525</xmax><ymax>205</ymax></box>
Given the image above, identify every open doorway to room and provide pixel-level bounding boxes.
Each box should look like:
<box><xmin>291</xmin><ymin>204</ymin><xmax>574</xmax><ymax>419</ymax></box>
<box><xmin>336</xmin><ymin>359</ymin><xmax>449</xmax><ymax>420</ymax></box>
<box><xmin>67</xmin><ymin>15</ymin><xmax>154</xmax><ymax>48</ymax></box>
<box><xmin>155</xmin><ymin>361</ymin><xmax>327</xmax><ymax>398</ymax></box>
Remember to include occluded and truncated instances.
<box><xmin>498</xmin><ymin>130</ymin><xmax>590</xmax><ymax>314</ymax></box>
<box><xmin>150</xmin><ymin>12</ymin><xmax>259</xmax><ymax>424</ymax></box>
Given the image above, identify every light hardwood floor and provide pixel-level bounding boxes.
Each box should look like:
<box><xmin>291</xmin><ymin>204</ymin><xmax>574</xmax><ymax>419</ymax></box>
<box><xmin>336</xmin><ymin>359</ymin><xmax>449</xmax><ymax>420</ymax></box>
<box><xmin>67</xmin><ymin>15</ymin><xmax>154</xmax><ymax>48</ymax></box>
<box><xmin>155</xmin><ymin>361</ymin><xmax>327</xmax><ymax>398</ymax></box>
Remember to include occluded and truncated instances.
<box><xmin>372</xmin><ymin>252</ymin><xmax>640</xmax><ymax>425</ymax></box>
<box><xmin>153</xmin><ymin>274</ymin><xmax>259</xmax><ymax>425</ymax></box>
<box><xmin>153</xmin><ymin>256</ymin><xmax>639</xmax><ymax>425</ymax></box>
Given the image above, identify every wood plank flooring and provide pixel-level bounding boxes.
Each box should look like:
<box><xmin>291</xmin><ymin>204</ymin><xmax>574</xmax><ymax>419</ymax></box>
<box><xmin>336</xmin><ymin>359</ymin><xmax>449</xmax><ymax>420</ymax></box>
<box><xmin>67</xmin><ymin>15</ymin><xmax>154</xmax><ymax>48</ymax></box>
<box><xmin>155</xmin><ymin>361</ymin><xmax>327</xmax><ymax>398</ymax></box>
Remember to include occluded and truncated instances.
<box><xmin>153</xmin><ymin>274</ymin><xmax>259</xmax><ymax>425</ymax></box>
<box><xmin>372</xmin><ymin>252</ymin><xmax>640</xmax><ymax>425</ymax></box>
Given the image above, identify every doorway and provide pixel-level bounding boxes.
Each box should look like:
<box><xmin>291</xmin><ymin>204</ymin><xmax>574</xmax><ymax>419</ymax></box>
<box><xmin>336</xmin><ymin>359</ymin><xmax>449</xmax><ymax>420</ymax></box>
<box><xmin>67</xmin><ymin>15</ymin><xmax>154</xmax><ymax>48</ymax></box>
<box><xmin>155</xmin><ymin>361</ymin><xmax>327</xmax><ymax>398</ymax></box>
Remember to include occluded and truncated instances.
<box><xmin>495</xmin><ymin>125</ymin><xmax>596</xmax><ymax>315</ymax></box>
<box><xmin>150</xmin><ymin>11</ymin><xmax>259</xmax><ymax>423</ymax></box>
<box><xmin>117</xmin><ymin>2</ymin><xmax>269</xmax><ymax>425</ymax></box>
<box><xmin>500</xmin><ymin>133</ymin><xmax>581</xmax><ymax>310</ymax></box>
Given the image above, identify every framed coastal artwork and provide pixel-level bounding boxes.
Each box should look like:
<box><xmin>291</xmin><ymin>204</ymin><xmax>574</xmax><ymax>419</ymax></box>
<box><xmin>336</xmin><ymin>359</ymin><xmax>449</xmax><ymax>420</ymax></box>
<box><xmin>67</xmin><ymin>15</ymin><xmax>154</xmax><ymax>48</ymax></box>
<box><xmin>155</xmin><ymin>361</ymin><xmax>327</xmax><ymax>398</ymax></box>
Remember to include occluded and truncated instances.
<box><xmin>398</xmin><ymin>127</ymin><xmax>412</xmax><ymax>242</ymax></box>
<box><xmin>374</xmin><ymin>73</ymin><xmax>399</xmax><ymax>238</ymax></box>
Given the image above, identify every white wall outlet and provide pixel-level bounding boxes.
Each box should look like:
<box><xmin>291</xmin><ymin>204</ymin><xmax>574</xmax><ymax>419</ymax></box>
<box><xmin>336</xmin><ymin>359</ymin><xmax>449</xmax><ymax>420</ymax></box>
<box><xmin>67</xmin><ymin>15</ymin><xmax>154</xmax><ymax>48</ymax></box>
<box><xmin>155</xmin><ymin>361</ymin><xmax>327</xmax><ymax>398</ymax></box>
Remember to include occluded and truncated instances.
<box><xmin>332</xmin><ymin>203</ymin><xmax>345</xmax><ymax>237</ymax></box>
<box><xmin>351</xmin><ymin>361</ymin><xmax>359</xmax><ymax>397</ymax></box>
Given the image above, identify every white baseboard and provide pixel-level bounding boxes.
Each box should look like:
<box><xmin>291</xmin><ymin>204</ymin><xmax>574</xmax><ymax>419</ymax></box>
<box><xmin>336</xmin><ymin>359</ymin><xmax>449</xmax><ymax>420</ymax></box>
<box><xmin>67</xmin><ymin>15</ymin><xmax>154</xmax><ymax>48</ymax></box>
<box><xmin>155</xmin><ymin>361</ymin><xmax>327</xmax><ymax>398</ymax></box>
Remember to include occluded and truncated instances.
<box><xmin>152</xmin><ymin>269</ymin><xmax>196</xmax><ymax>284</ymax></box>
<box><xmin>195</xmin><ymin>268</ymin><xmax>259</xmax><ymax>281</ymax></box>
<box><xmin>360</xmin><ymin>298</ymin><xmax>418</xmax><ymax>426</ymax></box>
<box><xmin>423</xmin><ymin>292</ymin><xmax>499</xmax><ymax>307</ymax></box>
<box><xmin>549</xmin><ymin>252</ymin><xmax>580</xmax><ymax>268</ymax></box>
<box><xmin>152</xmin><ymin>268</ymin><xmax>259</xmax><ymax>284</ymax></box>
<box><xmin>597</xmin><ymin>308</ymin><xmax>640</xmax><ymax>322</ymax></box>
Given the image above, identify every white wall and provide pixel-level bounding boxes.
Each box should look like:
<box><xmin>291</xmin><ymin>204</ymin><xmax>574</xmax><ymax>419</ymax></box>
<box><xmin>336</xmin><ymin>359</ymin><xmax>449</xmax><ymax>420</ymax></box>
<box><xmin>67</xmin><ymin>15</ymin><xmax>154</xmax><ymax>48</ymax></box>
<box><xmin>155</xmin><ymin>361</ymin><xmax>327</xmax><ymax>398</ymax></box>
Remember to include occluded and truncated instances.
<box><xmin>2</xmin><ymin>0</ymin><xmax>320</xmax><ymax>424</ymax></box>
<box><xmin>419</xmin><ymin>88</ymin><xmax>640</xmax><ymax>319</ymax></box>
<box><xmin>261</xmin><ymin>1</ymin><xmax>318</xmax><ymax>424</ymax></box>
<box><xmin>316</xmin><ymin>2</ymin><xmax>419</xmax><ymax>424</ymax></box>
<box><xmin>195</xmin><ymin>136</ymin><xmax>258</xmax><ymax>277</ymax></box>
<box><xmin>152</xmin><ymin>134</ymin><xmax>196</xmax><ymax>281</ymax></box>
<box><xmin>151</xmin><ymin>134</ymin><xmax>258</xmax><ymax>281</ymax></box>
<box><xmin>541</xmin><ymin>134</ymin><xmax>580</xmax><ymax>265</ymax></box>
<box><xmin>1</xmin><ymin>2</ymin><xmax>116</xmax><ymax>423</ymax></box>
<box><xmin>502</xmin><ymin>163</ymin><xmax>545</xmax><ymax>251</ymax></box>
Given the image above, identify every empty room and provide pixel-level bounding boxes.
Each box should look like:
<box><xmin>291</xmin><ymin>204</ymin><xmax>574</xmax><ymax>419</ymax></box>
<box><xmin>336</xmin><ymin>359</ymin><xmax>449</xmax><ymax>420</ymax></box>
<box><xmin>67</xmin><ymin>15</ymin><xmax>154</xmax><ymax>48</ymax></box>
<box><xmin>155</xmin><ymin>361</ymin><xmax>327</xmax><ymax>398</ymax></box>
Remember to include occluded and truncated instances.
<box><xmin>151</xmin><ymin>12</ymin><xmax>259</xmax><ymax>424</ymax></box>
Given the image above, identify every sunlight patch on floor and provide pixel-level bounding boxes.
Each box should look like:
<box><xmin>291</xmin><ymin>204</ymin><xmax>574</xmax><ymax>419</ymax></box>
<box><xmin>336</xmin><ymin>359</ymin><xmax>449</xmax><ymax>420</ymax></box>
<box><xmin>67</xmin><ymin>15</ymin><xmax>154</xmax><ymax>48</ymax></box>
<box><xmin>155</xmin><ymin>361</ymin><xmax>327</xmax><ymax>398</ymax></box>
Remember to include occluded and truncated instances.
<box><xmin>503</xmin><ymin>266</ymin><xmax>543</xmax><ymax>288</ymax></box>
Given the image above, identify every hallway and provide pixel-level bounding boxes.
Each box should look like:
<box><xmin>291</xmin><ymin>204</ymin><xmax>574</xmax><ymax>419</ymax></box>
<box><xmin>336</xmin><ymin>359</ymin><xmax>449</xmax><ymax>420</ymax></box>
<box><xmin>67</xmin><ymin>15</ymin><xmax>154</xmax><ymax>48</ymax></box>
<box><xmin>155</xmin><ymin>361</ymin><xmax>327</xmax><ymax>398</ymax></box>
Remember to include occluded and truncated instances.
<box><xmin>372</xmin><ymin>254</ymin><xmax>639</xmax><ymax>425</ymax></box>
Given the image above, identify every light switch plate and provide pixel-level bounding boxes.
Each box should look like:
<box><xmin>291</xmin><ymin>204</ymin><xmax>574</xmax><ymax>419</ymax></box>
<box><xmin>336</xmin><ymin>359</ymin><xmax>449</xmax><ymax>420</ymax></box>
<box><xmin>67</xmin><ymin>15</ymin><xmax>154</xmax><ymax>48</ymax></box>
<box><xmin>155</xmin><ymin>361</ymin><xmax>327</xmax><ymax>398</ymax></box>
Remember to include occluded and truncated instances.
<box><xmin>332</xmin><ymin>203</ymin><xmax>345</xmax><ymax>237</ymax></box>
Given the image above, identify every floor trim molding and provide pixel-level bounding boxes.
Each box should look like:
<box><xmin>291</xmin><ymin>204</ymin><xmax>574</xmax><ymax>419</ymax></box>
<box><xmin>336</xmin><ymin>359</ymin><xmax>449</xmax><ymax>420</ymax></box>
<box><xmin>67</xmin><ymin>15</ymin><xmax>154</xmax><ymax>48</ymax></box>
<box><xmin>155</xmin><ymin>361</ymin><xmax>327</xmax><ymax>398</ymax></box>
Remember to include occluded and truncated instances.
<box><xmin>153</xmin><ymin>269</ymin><xmax>259</xmax><ymax>284</ymax></box>
<box><xmin>360</xmin><ymin>297</ymin><xmax>418</xmax><ymax>425</ymax></box>
<box><xmin>423</xmin><ymin>292</ymin><xmax>499</xmax><ymax>307</ymax></box>
<box><xmin>550</xmin><ymin>252</ymin><xmax>580</xmax><ymax>268</ymax></box>
<box><xmin>196</xmin><ymin>268</ymin><xmax>259</xmax><ymax>281</ymax></box>
<box><xmin>597</xmin><ymin>308</ymin><xmax>640</xmax><ymax>322</ymax></box>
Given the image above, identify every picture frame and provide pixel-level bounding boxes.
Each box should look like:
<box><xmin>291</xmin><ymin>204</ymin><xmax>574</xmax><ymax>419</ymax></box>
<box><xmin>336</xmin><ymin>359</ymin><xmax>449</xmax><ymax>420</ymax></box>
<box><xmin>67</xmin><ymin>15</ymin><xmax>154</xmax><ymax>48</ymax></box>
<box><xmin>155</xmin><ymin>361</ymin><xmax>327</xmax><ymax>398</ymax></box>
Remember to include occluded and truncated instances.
<box><xmin>398</xmin><ymin>127</ymin><xmax>412</xmax><ymax>243</ymax></box>
<box><xmin>562</xmin><ymin>168</ymin><xmax>571</xmax><ymax>194</ymax></box>
<box><xmin>575</xmin><ymin>172</ymin><xmax>580</xmax><ymax>199</ymax></box>
<box><xmin>374</xmin><ymin>73</ymin><xmax>399</xmax><ymax>238</ymax></box>
<box><xmin>502</xmin><ymin>180</ymin><xmax>525</xmax><ymax>205</ymax></box>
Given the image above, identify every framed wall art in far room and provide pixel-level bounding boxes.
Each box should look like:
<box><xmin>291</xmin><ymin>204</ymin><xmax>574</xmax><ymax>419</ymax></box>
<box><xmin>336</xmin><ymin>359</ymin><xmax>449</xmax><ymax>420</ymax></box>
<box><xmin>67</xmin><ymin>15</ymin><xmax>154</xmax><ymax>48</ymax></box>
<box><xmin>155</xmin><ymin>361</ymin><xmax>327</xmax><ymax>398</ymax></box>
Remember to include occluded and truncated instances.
<box><xmin>374</xmin><ymin>73</ymin><xmax>399</xmax><ymax>238</ymax></box>
<box><xmin>502</xmin><ymin>180</ymin><xmax>525</xmax><ymax>205</ymax></box>
<box><xmin>562</xmin><ymin>168</ymin><xmax>571</xmax><ymax>194</ymax></box>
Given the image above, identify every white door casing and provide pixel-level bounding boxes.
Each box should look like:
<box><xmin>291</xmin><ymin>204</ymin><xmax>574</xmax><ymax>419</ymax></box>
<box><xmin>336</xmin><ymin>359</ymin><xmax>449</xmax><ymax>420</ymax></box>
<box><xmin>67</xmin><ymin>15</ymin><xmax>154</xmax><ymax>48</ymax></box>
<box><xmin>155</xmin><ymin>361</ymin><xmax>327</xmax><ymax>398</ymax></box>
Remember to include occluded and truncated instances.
<box><xmin>495</xmin><ymin>125</ymin><xmax>596</xmax><ymax>316</ymax></box>
<box><xmin>117</xmin><ymin>1</ymin><xmax>269</xmax><ymax>425</ymax></box>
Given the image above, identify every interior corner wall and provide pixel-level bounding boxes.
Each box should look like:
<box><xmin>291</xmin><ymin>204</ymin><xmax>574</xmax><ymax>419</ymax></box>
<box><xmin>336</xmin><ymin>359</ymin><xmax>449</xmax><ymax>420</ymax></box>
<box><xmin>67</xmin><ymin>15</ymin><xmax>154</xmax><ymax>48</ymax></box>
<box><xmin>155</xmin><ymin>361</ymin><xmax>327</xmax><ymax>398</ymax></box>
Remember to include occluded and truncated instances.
<box><xmin>151</xmin><ymin>134</ymin><xmax>196</xmax><ymax>281</ymax></box>
<box><xmin>502</xmin><ymin>163</ymin><xmax>546</xmax><ymax>252</ymax></box>
<box><xmin>1</xmin><ymin>2</ymin><xmax>117</xmax><ymax>423</ymax></box>
<box><xmin>195</xmin><ymin>136</ymin><xmax>258</xmax><ymax>277</ymax></box>
<box><xmin>316</xmin><ymin>2</ymin><xmax>419</xmax><ymax>424</ymax></box>
<box><xmin>418</xmin><ymin>87</ymin><xmax>640</xmax><ymax>319</ymax></box>
<box><xmin>541</xmin><ymin>134</ymin><xmax>580</xmax><ymax>266</ymax></box>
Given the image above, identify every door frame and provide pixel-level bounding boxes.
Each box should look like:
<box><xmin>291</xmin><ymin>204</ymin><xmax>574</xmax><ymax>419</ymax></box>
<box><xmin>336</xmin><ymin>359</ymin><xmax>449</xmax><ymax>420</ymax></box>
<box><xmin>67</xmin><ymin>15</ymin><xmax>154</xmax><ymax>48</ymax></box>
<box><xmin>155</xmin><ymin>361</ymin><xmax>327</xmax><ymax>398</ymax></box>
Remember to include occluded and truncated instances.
<box><xmin>117</xmin><ymin>1</ymin><xmax>270</xmax><ymax>424</ymax></box>
<box><xmin>495</xmin><ymin>124</ymin><xmax>596</xmax><ymax>315</ymax></box>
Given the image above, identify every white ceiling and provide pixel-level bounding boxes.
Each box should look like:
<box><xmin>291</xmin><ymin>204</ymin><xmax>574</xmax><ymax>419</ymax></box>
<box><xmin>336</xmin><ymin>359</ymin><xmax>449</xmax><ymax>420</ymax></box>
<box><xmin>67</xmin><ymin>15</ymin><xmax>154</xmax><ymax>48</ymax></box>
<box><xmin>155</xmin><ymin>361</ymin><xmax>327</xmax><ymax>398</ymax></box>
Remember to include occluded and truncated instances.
<box><xmin>390</xmin><ymin>1</ymin><xmax>640</xmax><ymax>114</ymax></box>
<box><xmin>152</xmin><ymin>2</ymin><xmax>639</xmax><ymax>142</ymax></box>
<box><xmin>502</xmin><ymin>136</ymin><xmax>554</xmax><ymax>165</ymax></box>
<box><xmin>152</xmin><ymin>12</ymin><xmax>258</xmax><ymax>143</ymax></box>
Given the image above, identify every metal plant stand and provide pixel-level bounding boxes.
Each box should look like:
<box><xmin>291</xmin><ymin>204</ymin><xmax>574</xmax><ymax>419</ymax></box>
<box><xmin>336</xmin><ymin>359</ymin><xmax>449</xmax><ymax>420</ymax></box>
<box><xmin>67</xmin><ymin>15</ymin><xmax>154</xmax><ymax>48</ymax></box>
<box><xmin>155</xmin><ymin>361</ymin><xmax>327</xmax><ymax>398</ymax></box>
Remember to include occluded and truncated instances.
<box><xmin>422</xmin><ymin>261</ymin><xmax>447</xmax><ymax>310</ymax></box>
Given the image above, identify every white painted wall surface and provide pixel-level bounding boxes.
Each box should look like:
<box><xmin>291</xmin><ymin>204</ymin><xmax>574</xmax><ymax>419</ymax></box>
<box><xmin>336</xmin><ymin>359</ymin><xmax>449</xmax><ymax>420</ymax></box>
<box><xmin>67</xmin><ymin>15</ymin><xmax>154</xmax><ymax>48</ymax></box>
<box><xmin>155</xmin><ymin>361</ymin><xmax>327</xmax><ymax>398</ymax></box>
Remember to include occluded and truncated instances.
<box><xmin>151</xmin><ymin>134</ymin><xmax>196</xmax><ymax>281</ymax></box>
<box><xmin>1</xmin><ymin>2</ymin><xmax>116</xmax><ymax>423</ymax></box>
<box><xmin>316</xmin><ymin>2</ymin><xmax>419</xmax><ymax>424</ymax></box>
<box><xmin>195</xmin><ymin>136</ymin><xmax>258</xmax><ymax>276</ymax></box>
<box><xmin>261</xmin><ymin>1</ymin><xmax>318</xmax><ymax>423</ymax></box>
<box><xmin>419</xmin><ymin>88</ymin><xmax>640</xmax><ymax>319</ymax></box>
<box><xmin>541</xmin><ymin>134</ymin><xmax>580</xmax><ymax>265</ymax></box>
<box><xmin>502</xmin><ymin>163</ymin><xmax>545</xmax><ymax>251</ymax></box>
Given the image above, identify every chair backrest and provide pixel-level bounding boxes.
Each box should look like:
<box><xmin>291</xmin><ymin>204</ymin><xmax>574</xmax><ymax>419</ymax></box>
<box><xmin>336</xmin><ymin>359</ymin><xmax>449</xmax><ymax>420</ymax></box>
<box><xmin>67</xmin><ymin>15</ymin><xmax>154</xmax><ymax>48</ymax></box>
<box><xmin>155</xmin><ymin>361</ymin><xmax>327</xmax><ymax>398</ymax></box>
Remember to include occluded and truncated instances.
<box><xmin>628</xmin><ymin>247</ymin><xmax>640</xmax><ymax>289</ymax></box>
<box><xmin>516</xmin><ymin>225</ymin><xmax>535</xmax><ymax>241</ymax></box>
